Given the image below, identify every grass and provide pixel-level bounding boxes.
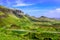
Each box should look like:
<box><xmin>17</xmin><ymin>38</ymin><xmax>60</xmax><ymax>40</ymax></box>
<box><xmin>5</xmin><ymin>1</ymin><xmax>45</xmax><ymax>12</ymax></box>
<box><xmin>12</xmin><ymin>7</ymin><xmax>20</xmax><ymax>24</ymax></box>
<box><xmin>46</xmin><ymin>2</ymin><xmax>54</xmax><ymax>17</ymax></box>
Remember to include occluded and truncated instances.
<box><xmin>0</xmin><ymin>11</ymin><xmax>4</xmax><ymax>15</ymax></box>
<box><xmin>0</xmin><ymin>6</ymin><xmax>60</xmax><ymax>40</ymax></box>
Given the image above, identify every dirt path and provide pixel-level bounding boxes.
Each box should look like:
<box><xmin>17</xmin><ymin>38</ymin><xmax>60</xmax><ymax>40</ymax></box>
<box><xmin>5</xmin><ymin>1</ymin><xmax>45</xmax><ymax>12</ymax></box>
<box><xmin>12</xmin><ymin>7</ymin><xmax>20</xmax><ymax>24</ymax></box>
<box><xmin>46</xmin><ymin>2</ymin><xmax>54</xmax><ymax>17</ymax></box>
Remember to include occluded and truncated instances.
<box><xmin>7</xmin><ymin>29</ymin><xmax>60</xmax><ymax>33</ymax></box>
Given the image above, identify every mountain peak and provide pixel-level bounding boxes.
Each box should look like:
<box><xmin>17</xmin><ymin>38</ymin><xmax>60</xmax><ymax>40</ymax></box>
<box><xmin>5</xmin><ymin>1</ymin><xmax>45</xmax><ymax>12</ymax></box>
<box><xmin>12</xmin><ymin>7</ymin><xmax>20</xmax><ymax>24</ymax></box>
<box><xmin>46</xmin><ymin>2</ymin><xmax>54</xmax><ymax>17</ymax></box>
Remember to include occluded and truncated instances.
<box><xmin>0</xmin><ymin>5</ymin><xmax>24</xmax><ymax>18</ymax></box>
<box><xmin>40</xmin><ymin>16</ymin><xmax>47</xmax><ymax>18</ymax></box>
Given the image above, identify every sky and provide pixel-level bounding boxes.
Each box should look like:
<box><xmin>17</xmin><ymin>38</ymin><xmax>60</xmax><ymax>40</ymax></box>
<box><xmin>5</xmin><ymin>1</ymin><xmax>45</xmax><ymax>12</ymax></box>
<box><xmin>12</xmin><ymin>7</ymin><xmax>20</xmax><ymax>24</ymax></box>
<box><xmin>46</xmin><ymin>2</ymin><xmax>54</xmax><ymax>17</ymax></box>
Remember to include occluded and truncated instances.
<box><xmin>0</xmin><ymin>0</ymin><xmax>60</xmax><ymax>18</ymax></box>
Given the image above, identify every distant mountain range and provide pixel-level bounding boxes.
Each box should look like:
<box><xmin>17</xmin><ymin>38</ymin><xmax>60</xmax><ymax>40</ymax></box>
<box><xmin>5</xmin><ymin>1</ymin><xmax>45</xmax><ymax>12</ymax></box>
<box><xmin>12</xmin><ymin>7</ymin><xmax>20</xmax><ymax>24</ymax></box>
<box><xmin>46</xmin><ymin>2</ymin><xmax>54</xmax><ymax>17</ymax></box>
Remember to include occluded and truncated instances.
<box><xmin>55</xmin><ymin>18</ymin><xmax>60</xmax><ymax>20</ymax></box>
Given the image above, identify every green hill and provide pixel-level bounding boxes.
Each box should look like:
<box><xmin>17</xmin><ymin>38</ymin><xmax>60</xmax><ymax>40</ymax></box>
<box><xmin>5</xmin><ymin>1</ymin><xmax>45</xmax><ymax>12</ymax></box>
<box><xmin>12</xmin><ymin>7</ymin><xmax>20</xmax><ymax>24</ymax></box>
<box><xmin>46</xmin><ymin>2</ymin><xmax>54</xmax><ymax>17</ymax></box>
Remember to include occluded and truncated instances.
<box><xmin>26</xmin><ymin>15</ymin><xmax>60</xmax><ymax>26</ymax></box>
<box><xmin>0</xmin><ymin>6</ymin><xmax>60</xmax><ymax>40</ymax></box>
<box><xmin>0</xmin><ymin>5</ymin><xmax>33</xmax><ymax>29</ymax></box>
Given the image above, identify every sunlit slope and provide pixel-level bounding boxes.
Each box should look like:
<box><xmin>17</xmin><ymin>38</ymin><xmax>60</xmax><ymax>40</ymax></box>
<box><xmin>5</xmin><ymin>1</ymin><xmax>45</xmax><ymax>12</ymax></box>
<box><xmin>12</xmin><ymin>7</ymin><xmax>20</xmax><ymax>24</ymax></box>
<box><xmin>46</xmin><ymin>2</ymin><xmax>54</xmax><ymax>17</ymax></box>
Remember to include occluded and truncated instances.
<box><xmin>26</xmin><ymin>16</ymin><xmax>60</xmax><ymax>26</ymax></box>
<box><xmin>0</xmin><ymin>6</ymin><xmax>33</xmax><ymax>29</ymax></box>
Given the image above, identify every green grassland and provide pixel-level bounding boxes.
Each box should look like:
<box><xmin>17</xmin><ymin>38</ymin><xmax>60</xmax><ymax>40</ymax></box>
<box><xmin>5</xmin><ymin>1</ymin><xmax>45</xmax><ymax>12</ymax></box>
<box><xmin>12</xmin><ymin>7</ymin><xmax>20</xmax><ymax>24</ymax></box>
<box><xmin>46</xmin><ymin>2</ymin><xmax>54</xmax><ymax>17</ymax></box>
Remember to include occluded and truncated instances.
<box><xmin>0</xmin><ymin>6</ymin><xmax>60</xmax><ymax>40</ymax></box>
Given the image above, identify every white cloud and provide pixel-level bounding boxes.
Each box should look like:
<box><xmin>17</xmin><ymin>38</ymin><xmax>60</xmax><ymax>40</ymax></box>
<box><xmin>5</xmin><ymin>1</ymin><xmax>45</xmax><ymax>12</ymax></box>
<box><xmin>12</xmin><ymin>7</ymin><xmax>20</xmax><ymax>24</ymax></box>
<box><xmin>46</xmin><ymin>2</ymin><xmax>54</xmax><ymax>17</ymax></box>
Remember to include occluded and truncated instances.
<box><xmin>13</xmin><ymin>0</ymin><xmax>33</xmax><ymax>6</ymax></box>
<box><xmin>15</xmin><ymin>3</ymin><xmax>33</xmax><ymax>6</ymax></box>
<box><xmin>25</xmin><ymin>8</ymin><xmax>60</xmax><ymax>18</ymax></box>
<box><xmin>43</xmin><ymin>8</ymin><xmax>60</xmax><ymax>18</ymax></box>
<box><xmin>56</xmin><ymin>8</ymin><xmax>60</xmax><ymax>10</ymax></box>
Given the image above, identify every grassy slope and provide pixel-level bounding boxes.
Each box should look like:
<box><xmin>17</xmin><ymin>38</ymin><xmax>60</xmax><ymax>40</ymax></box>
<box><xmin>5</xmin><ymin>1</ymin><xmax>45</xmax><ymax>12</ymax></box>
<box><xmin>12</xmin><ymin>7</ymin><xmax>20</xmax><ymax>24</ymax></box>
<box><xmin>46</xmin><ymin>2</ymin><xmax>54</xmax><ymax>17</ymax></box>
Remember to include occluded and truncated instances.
<box><xmin>0</xmin><ymin>7</ymin><xmax>33</xmax><ymax>29</ymax></box>
<box><xmin>0</xmin><ymin>6</ymin><xmax>60</xmax><ymax>40</ymax></box>
<box><xmin>0</xmin><ymin>6</ymin><xmax>34</xmax><ymax>40</ymax></box>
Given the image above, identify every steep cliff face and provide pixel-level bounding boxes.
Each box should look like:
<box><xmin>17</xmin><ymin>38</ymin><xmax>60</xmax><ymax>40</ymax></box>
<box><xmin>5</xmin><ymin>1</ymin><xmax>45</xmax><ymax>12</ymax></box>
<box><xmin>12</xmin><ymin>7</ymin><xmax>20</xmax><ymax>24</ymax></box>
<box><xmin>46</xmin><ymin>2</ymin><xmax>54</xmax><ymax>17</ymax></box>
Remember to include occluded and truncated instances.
<box><xmin>12</xmin><ymin>9</ymin><xmax>24</xmax><ymax>18</ymax></box>
<box><xmin>0</xmin><ymin>5</ymin><xmax>24</xmax><ymax>18</ymax></box>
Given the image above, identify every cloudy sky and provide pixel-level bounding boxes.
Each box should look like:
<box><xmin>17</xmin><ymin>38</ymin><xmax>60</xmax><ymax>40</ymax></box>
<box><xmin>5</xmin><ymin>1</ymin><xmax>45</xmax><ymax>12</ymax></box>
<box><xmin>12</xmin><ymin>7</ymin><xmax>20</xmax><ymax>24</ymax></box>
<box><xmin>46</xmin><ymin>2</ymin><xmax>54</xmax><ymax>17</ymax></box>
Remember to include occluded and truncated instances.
<box><xmin>0</xmin><ymin>0</ymin><xmax>60</xmax><ymax>18</ymax></box>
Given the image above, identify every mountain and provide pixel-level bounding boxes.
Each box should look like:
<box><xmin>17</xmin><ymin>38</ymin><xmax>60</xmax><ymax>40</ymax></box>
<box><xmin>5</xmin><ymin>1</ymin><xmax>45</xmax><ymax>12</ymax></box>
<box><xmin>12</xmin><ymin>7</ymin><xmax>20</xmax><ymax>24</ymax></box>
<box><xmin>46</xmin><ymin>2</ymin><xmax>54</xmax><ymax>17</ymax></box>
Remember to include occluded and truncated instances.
<box><xmin>0</xmin><ymin>5</ymin><xmax>33</xmax><ymax>29</ymax></box>
<box><xmin>0</xmin><ymin>5</ymin><xmax>24</xmax><ymax>18</ymax></box>
<box><xmin>0</xmin><ymin>6</ymin><xmax>60</xmax><ymax>40</ymax></box>
<box><xmin>0</xmin><ymin>5</ymin><xmax>60</xmax><ymax>28</ymax></box>
<box><xmin>55</xmin><ymin>18</ymin><xmax>60</xmax><ymax>20</ymax></box>
<box><xmin>25</xmin><ymin>15</ymin><xmax>60</xmax><ymax>26</ymax></box>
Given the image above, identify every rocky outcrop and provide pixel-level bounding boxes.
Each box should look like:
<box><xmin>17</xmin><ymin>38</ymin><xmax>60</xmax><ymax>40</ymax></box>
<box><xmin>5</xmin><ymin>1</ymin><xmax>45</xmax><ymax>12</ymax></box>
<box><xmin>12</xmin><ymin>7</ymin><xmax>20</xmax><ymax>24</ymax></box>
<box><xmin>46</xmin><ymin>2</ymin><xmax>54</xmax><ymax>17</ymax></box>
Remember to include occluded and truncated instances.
<box><xmin>12</xmin><ymin>9</ymin><xmax>24</xmax><ymax>18</ymax></box>
<box><xmin>0</xmin><ymin>5</ymin><xmax>24</xmax><ymax>18</ymax></box>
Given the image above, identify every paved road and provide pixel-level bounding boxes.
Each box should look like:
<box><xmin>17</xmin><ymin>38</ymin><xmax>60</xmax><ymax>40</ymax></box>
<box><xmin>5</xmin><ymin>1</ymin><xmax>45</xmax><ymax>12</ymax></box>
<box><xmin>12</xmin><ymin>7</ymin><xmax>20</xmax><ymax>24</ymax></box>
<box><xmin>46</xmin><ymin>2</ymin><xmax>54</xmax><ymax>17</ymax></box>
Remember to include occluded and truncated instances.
<box><xmin>7</xmin><ymin>29</ymin><xmax>60</xmax><ymax>33</ymax></box>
